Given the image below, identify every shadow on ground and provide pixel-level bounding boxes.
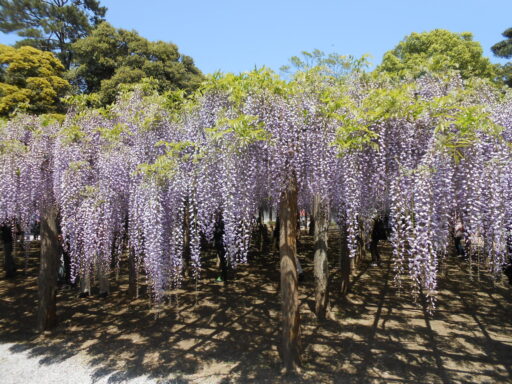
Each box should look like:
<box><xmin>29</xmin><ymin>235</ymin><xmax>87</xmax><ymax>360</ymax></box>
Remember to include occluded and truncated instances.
<box><xmin>1</xmin><ymin>230</ymin><xmax>511</xmax><ymax>383</ymax></box>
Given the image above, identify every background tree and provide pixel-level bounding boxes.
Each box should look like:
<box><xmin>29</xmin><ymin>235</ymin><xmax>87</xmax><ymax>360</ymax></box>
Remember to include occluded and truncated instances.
<box><xmin>495</xmin><ymin>63</ymin><xmax>512</xmax><ymax>88</ymax></box>
<box><xmin>0</xmin><ymin>44</ymin><xmax>70</xmax><ymax>116</ymax></box>
<box><xmin>492</xmin><ymin>28</ymin><xmax>512</xmax><ymax>87</ymax></box>
<box><xmin>491</xmin><ymin>27</ymin><xmax>512</xmax><ymax>59</ymax></box>
<box><xmin>0</xmin><ymin>0</ymin><xmax>107</xmax><ymax>69</ymax></box>
<box><xmin>280</xmin><ymin>49</ymin><xmax>370</xmax><ymax>79</ymax></box>
<box><xmin>70</xmin><ymin>22</ymin><xmax>203</xmax><ymax>105</ymax></box>
<box><xmin>378</xmin><ymin>29</ymin><xmax>495</xmax><ymax>80</ymax></box>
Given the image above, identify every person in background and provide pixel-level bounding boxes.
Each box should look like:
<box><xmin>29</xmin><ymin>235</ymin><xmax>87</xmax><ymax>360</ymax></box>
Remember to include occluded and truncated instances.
<box><xmin>213</xmin><ymin>212</ymin><xmax>229</xmax><ymax>283</ymax></box>
<box><xmin>454</xmin><ymin>220</ymin><xmax>465</xmax><ymax>258</ymax></box>
<box><xmin>370</xmin><ymin>216</ymin><xmax>388</xmax><ymax>267</ymax></box>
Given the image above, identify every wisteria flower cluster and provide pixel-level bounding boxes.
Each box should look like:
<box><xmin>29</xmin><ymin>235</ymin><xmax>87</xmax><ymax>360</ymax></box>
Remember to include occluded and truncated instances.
<box><xmin>1</xmin><ymin>70</ymin><xmax>511</xmax><ymax>307</ymax></box>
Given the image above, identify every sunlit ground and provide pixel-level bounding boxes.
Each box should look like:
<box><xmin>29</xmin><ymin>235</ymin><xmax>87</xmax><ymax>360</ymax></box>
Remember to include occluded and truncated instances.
<box><xmin>1</xmin><ymin>230</ymin><xmax>511</xmax><ymax>383</ymax></box>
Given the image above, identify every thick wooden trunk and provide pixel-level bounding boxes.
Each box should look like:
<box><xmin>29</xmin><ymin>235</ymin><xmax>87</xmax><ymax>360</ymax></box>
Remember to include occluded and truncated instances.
<box><xmin>256</xmin><ymin>208</ymin><xmax>262</xmax><ymax>252</ymax></box>
<box><xmin>339</xmin><ymin>223</ymin><xmax>351</xmax><ymax>295</ymax></box>
<box><xmin>79</xmin><ymin>273</ymin><xmax>91</xmax><ymax>296</ymax></box>
<box><xmin>272</xmin><ymin>216</ymin><xmax>280</xmax><ymax>253</ymax></box>
<box><xmin>313</xmin><ymin>195</ymin><xmax>329</xmax><ymax>320</ymax></box>
<box><xmin>356</xmin><ymin>223</ymin><xmax>370</xmax><ymax>269</ymax></box>
<box><xmin>1</xmin><ymin>225</ymin><xmax>16</xmax><ymax>278</ymax></box>
<box><xmin>128</xmin><ymin>250</ymin><xmax>138</xmax><ymax>298</ymax></box>
<box><xmin>182</xmin><ymin>201</ymin><xmax>191</xmax><ymax>278</ymax></box>
<box><xmin>97</xmin><ymin>262</ymin><xmax>109</xmax><ymax>296</ymax></box>
<box><xmin>37</xmin><ymin>205</ymin><xmax>60</xmax><ymax>332</ymax></box>
<box><xmin>279</xmin><ymin>176</ymin><xmax>301</xmax><ymax>372</ymax></box>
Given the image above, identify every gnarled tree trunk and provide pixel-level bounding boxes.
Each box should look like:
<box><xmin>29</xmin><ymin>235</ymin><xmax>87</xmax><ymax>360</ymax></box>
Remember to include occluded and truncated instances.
<box><xmin>37</xmin><ymin>205</ymin><xmax>60</xmax><ymax>332</ymax></box>
<box><xmin>128</xmin><ymin>249</ymin><xmax>138</xmax><ymax>298</ymax></box>
<box><xmin>258</xmin><ymin>207</ymin><xmax>265</xmax><ymax>252</ymax></box>
<box><xmin>313</xmin><ymin>195</ymin><xmax>329</xmax><ymax>320</ymax></box>
<box><xmin>279</xmin><ymin>175</ymin><xmax>301</xmax><ymax>372</ymax></box>
<box><xmin>97</xmin><ymin>261</ymin><xmax>110</xmax><ymax>296</ymax></box>
<box><xmin>340</xmin><ymin>222</ymin><xmax>350</xmax><ymax>295</ymax></box>
<box><xmin>182</xmin><ymin>200</ymin><xmax>191</xmax><ymax>278</ymax></box>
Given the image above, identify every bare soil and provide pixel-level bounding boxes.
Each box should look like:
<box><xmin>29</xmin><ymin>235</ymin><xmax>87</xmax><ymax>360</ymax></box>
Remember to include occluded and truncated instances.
<box><xmin>0</xmin><ymin>230</ymin><xmax>511</xmax><ymax>383</ymax></box>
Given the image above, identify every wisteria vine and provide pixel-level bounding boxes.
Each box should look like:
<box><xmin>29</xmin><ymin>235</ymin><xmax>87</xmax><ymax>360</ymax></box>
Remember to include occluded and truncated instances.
<box><xmin>1</xmin><ymin>70</ymin><xmax>511</xmax><ymax>309</ymax></box>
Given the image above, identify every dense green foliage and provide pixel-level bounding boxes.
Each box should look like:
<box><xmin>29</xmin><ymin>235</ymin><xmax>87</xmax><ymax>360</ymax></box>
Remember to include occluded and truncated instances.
<box><xmin>69</xmin><ymin>22</ymin><xmax>204</xmax><ymax>105</ymax></box>
<box><xmin>0</xmin><ymin>0</ymin><xmax>106</xmax><ymax>69</ymax></box>
<box><xmin>378</xmin><ymin>29</ymin><xmax>496</xmax><ymax>81</ymax></box>
<box><xmin>0</xmin><ymin>44</ymin><xmax>69</xmax><ymax>116</ymax></box>
<box><xmin>491</xmin><ymin>27</ymin><xmax>512</xmax><ymax>59</ymax></box>
<box><xmin>495</xmin><ymin>63</ymin><xmax>512</xmax><ymax>88</ymax></box>
<box><xmin>492</xmin><ymin>28</ymin><xmax>512</xmax><ymax>88</ymax></box>
<box><xmin>280</xmin><ymin>49</ymin><xmax>370</xmax><ymax>78</ymax></box>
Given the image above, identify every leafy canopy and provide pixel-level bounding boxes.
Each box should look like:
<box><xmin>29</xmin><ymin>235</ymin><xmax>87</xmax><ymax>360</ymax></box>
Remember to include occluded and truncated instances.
<box><xmin>491</xmin><ymin>28</ymin><xmax>512</xmax><ymax>88</ymax></box>
<box><xmin>378</xmin><ymin>29</ymin><xmax>495</xmax><ymax>81</ymax></box>
<box><xmin>281</xmin><ymin>49</ymin><xmax>371</xmax><ymax>80</ymax></box>
<box><xmin>0</xmin><ymin>0</ymin><xmax>107</xmax><ymax>69</ymax></box>
<box><xmin>491</xmin><ymin>27</ymin><xmax>512</xmax><ymax>59</ymax></box>
<box><xmin>0</xmin><ymin>44</ymin><xmax>70</xmax><ymax>116</ymax></box>
<box><xmin>70</xmin><ymin>22</ymin><xmax>204</xmax><ymax>105</ymax></box>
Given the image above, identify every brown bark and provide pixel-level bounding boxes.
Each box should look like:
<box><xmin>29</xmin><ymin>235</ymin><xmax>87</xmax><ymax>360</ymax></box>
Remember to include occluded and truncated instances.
<box><xmin>272</xmin><ymin>216</ymin><xmax>280</xmax><ymax>254</ymax></box>
<box><xmin>356</xmin><ymin>223</ymin><xmax>370</xmax><ymax>269</ymax></box>
<box><xmin>128</xmin><ymin>250</ymin><xmax>138</xmax><ymax>298</ymax></box>
<box><xmin>279</xmin><ymin>175</ymin><xmax>301</xmax><ymax>372</ymax></box>
<box><xmin>182</xmin><ymin>201</ymin><xmax>191</xmax><ymax>277</ymax></box>
<box><xmin>97</xmin><ymin>262</ymin><xmax>109</xmax><ymax>296</ymax></box>
<box><xmin>37</xmin><ymin>205</ymin><xmax>60</xmax><ymax>332</ymax></box>
<box><xmin>339</xmin><ymin>222</ymin><xmax>351</xmax><ymax>295</ymax></box>
<box><xmin>17</xmin><ymin>230</ymin><xmax>25</xmax><ymax>274</ymax></box>
<box><xmin>313</xmin><ymin>195</ymin><xmax>329</xmax><ymax>320</ymax></box>
<box><xmin>79</xmin><ymin>272</ymin><xmax>91</xmax><ymax>296</ymax></box>
<box><xmin>258</xmin><ymin>207</ymin><xmax>264</xmax><ymax>252</ymax></box>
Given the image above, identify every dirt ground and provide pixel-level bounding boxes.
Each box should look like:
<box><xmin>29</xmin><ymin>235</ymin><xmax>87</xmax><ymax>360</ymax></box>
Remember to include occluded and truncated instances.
<box><xmin>0</xmin><ymin>230</ymin><xmax>511</xmax><ymax>383</ymax></box>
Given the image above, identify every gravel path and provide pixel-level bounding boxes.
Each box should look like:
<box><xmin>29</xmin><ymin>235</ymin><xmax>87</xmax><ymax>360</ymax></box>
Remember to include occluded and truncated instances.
<box><xmin>1</xmin><ymin>236</ymin><xmax>511</xmax><ymax>383</ymax></box>
<box><xmin>0</xmin><ymin>343</ymin><xmax>156</xmax><ymax>384</ymax></box>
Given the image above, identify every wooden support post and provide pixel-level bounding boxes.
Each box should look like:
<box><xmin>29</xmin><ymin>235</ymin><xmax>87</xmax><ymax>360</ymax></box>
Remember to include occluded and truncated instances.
<box><xmin>279</xmin><ymin>175</ymin><xmax>301</xmax><ymax>372</ymax></box>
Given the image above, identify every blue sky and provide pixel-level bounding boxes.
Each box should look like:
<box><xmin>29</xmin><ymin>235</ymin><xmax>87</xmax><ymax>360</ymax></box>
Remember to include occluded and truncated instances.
<box><xmin>1</xmin><ymin>0</ymin><xmax>511</xmax><ymax>74</ymax></box>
